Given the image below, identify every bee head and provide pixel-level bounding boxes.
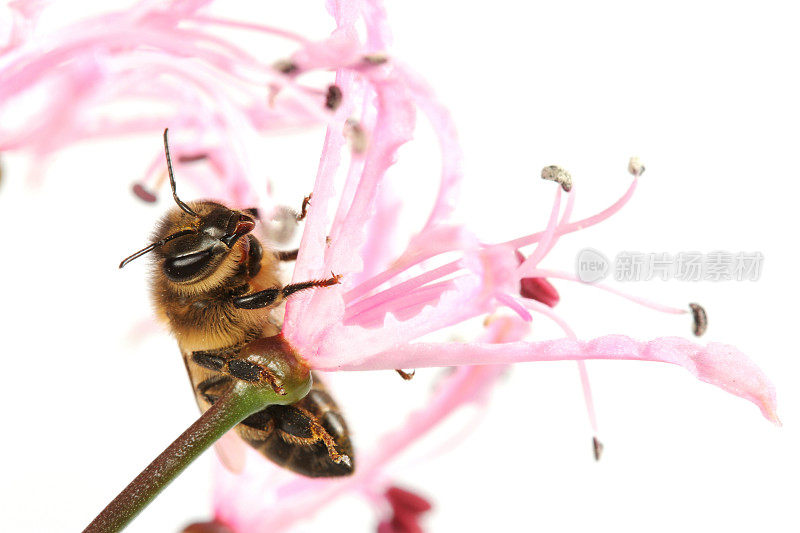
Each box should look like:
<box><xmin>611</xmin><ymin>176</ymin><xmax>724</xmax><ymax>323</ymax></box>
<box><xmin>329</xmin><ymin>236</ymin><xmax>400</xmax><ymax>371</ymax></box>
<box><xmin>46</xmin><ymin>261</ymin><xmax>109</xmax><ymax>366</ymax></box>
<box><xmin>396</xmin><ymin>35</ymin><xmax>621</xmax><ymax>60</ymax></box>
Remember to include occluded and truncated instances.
<box><xmin>152</xmin><ymin>202</ymin><xmax>255</xmax><ymax>283</ymax></box>
<box><xmin>118</xmin><ymin>129</ymin><xmax>256</xmax><ymax>284</ymax></box>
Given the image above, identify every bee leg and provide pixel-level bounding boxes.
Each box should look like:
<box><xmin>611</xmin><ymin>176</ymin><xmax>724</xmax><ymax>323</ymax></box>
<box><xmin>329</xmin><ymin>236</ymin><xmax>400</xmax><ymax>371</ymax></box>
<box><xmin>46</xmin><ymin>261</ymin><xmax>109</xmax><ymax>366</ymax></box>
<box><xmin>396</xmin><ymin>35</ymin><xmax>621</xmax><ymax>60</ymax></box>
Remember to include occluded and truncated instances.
<box><xmin>297</xmin><ymin>194</ymin><xmax>312</xmax><ymax>221</ymax></box>
<box><xmin>395</xmin><ymin>369</ymin><xmax>415</xmax><ymax>380</ymax></box>
<box><xmin>293</xmin><ymin>406</ymin><xmax>352</xmax><ymax>467</ymax></box>
<box><xmin>232</xmin><ymin>274</ymin><xmax>341</xmax><ymax>310</ymax></box>
<box><xmin>191</xmin><ymin>350</ymin><xmax>288</xmax><ymax>395</ymax></box>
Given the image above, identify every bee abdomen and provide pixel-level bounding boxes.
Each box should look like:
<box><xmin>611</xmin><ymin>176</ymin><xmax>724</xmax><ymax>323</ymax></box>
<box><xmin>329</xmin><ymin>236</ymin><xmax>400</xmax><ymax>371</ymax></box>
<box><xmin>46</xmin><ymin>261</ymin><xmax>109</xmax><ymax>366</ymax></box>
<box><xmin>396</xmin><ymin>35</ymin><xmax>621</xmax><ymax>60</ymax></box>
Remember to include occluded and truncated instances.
<box><xmin>235</xmin><ymin>374</ymin><xmax>354</xmax><ymax>477</ymax></box>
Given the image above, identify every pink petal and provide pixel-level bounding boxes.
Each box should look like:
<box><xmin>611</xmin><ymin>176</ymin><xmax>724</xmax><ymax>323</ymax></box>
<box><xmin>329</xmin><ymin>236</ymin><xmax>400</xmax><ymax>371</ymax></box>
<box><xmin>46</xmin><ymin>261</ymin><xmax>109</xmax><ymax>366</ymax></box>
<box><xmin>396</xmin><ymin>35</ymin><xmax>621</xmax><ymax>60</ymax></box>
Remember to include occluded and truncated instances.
<box><xmin>213</xmin><ymin>431</ymin><xmax>248</xmax><ymax>475</ymax></box>
<box><xmin>323</xmin><ymin>335</ymin><xmax>778</xmax><ymax>424</ymax></box>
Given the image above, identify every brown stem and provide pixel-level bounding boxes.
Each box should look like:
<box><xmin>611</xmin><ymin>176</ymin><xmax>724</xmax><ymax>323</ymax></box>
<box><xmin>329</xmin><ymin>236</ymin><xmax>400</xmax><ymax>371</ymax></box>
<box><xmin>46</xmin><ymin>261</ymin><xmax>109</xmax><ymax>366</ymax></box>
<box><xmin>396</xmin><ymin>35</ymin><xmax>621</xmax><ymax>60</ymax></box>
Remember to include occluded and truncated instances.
<box><xmin>84</xmin><ymin>372</ymin><xmax>310</xmax><ymax>533</ymax></box>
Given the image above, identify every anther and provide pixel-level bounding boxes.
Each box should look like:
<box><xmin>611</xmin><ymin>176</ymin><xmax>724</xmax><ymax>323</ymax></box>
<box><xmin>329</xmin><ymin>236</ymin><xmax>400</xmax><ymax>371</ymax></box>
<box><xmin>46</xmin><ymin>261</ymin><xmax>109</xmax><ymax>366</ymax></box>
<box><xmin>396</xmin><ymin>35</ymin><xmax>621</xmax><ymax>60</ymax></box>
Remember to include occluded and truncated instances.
<box><xmin>178</xmin><ymin>153</ymin><xmax>209</xmax><ymax>163</ymax></box>
<box><xmin>344</xmin><ymin>118</ymin><xmax>368</xmax><ymax>154</ymax></box>
<box><xmin>325</xmin><ymin>85</ymin><xmax>343</xmax><ymax>111</ymax></box>
<box><xmin>363</xmin><ymin>53</ymin><xmax>389</xmax><ymax>65</ymax></box>
<box><xmin>541</xmin><ymin>165</ymin><xmax>572</xmax><ymax>192</ymax></box>
<box><xmin>132</xmin><ymin>183</ymin><xmax>157</xmax><ymax>203</ymax></box>
<box><xmin>593</xmin><ymin>436</ymin><xmax>604</xmax><ymax>461</ymax></box>
<box><xmin>628</xmin><ymin>156</ymin><xmax>645</xmax><ymax>177</ymax></box>
<box><xmin>689</xmin><ymin>302</ymin><xmax>708</xmax><ymax>337</ymax></box>
<box><xmin>273</xmin><ymin>59</ymin><xmax>299</xmax><ymax>75</ymax></box>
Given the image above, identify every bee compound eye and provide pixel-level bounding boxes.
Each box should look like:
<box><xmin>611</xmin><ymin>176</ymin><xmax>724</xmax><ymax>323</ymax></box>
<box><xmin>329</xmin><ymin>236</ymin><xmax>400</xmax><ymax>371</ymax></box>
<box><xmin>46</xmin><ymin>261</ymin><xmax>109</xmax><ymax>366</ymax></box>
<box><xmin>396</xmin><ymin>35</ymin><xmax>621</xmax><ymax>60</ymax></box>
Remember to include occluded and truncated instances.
<box><xmin>164</xmin><ymin>249</ymin><xmax>214</xmax><ymax>281</ymax></box>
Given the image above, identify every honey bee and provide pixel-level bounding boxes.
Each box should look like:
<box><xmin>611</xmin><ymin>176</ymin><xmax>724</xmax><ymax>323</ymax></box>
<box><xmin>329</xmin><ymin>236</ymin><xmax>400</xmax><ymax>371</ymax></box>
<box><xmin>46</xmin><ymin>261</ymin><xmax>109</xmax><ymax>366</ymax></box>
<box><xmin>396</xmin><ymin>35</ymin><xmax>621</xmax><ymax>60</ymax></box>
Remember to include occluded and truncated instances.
<box><xmin>119</xmin><ymin>129</ymin><xmax>353</xmax><ymax>477</ymax></box>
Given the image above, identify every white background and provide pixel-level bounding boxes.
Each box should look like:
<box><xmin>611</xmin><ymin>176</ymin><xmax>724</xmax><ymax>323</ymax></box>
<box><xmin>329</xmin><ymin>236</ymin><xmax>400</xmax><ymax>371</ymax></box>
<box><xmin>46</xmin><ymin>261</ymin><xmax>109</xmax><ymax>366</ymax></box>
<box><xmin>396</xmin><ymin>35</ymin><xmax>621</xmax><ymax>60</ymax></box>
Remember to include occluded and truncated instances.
<box><xmin>0</xmin><ymin>1</ymin><xmax>798</xmax><ymax>532</ymax></box>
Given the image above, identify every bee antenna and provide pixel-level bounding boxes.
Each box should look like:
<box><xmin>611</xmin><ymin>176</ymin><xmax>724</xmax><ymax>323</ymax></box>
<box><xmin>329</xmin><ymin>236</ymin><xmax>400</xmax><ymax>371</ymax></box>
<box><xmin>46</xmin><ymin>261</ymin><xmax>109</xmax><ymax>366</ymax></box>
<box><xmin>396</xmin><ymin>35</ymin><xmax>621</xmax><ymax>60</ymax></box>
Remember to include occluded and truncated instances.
<box><xmin>119</xmin><ymin>229</ymin><xmax>196</xmax><ymax>269</ymax></box>
<box><xmin>163</xmin><ymin>128</ymin><xmax>200</xmax><ymax>219</ymax></box>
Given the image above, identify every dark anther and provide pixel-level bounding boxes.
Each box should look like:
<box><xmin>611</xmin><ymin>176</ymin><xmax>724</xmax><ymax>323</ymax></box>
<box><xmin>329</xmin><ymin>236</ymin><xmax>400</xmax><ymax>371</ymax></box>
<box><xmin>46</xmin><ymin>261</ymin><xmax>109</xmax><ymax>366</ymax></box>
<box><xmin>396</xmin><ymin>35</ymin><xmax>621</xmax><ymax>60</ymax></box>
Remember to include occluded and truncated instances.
<box><xmin>325</xmin><ymin>85</ymin><xmax>343</xmax><ymax>110</ymax></box>
<box><xmin>177</xmin><ymin>153</ymin><xmax>209</xmax><ymax>163</ymax></box>
<box><xmin>592</xmin><ymin>436</ymin><xmax>604</xmax><ymax>461</ymax></box>
<box><xmin>274</xmin><ymin>60</ymin><xmax>299</xmax><ymax>75</ymax></box>
<box><xmin>132</xmin><ymin>183</ymin><xmax>157</xmax><ymax>203</ymax></box>
<box><xmin>689</xmin><ymin>302</ymin><xmax>708</xmax><ymax>337</ymax></box>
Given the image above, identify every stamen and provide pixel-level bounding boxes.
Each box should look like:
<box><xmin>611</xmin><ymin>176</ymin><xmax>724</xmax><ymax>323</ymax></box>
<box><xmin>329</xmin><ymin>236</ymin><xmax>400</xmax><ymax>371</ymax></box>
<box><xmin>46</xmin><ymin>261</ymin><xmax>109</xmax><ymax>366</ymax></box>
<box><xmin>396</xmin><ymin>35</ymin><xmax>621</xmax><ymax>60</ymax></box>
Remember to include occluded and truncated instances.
<box><xmin>578</xmin><ymin>361</ymin><xmax>602</xmax><ymax>460</ymax></box>
<box><xmin>526</xmin><ymin>268</ymin><xmax>688</xmax><ymax>315</ymax></box>
<box><xmin>345</xmin><ymin>262</ymin><xmax>460</xmax><ymax>320</ymax></box>
<box><xmin>514</xmin><ymin>296</ymin><xmax>602</xmax><ymax>457</ymax></box>
<box><xmin>689</xmin><ymin>302</ymin><xmax>708</xmax><ymax>336</ymax></box>
<box><xmin>502</xmin><ymin>176</ymin><xmax>638</xmax><ymax>251</ymax></box>
<box><xmin>349</xmin><ymin>279</ymin><xmax>460</xmax><ymax>327</ymax></box>
<box><xmin>541</xmin><ymin>165</ymin><xmax>572</xmax><ymax>192</ymax></box>
<box><xmin>495</xmin><ymin>292</ymin><xmax>533</xmax><ymax>322</ymax></box>
<box><xmin>519</xmin><ymin>185</ymin><xmax>562</xmax><ymax>274</ymax></box>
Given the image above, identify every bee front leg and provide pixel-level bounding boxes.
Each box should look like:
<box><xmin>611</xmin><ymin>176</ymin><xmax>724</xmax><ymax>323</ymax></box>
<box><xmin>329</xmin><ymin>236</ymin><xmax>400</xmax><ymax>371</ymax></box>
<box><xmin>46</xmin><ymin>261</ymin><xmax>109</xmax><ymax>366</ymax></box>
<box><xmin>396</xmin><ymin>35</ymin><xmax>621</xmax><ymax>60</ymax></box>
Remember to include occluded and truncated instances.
<box><xmin>191</xmin><ymin>349</ymin><xmax>288</xmax><ymax>395</ymax></box>
<box><xmin>232</xmin><ymin>274</ymin><xmax>341</xmax><ymax>310</ymax></box>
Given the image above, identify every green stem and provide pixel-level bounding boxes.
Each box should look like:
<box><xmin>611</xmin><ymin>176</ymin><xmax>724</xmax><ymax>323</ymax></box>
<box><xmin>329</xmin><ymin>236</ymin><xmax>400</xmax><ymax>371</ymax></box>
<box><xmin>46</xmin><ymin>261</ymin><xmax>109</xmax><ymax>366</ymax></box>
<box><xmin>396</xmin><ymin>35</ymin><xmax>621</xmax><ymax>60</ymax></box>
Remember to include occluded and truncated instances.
<box><xmin>83</xmin><ymin>374</ymin><xmax>311</xmax><ymax>533</ymax></box>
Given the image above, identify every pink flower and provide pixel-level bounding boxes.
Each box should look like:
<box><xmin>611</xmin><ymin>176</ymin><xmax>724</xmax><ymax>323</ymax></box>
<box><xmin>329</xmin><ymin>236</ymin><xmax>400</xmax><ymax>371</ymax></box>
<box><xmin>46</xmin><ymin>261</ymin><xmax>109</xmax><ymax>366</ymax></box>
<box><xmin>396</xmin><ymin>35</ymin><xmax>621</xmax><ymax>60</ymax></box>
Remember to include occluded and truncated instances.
<box><xmin>0</xmin><ymin>1</ymin><xmax>778</xmax><ymax>532</ymax></box>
